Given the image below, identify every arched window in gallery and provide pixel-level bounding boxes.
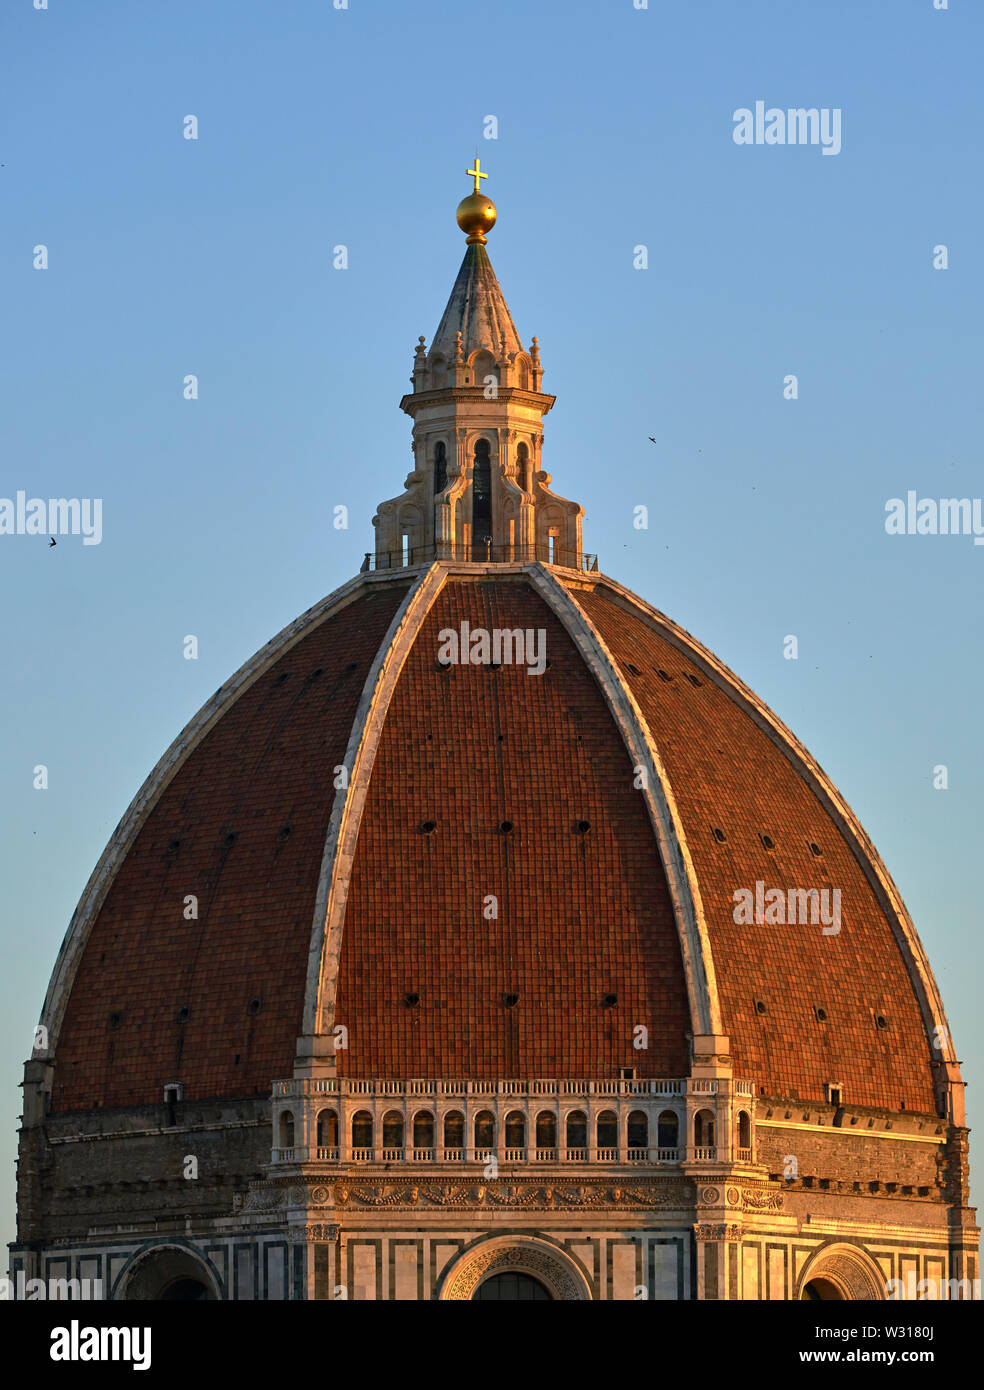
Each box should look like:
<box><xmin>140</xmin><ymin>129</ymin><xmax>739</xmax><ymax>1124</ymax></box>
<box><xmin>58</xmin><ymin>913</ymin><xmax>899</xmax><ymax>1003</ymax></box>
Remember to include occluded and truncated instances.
<box><xmin>737</xmin><ymin>1110</ymin><xmax>751</xmax><ymax>1150</ymax></box>
<box><xmin>413</xmin><ymin>1110</ymin><xmax>435</xmax><ymax>1148</ymax></box>
<box><xmin>694</xmin><ymin>1109</ymin><xmax>716</xmax><ymax>1147</ymax></box>
<box><xmin>596</xmin><ymin>1110</ymin><xmax>618</xmax><ymax>1148</ymax></box>
<box><xmin>474</xmin><ymin>1110</ymin><xmax>496</xmax><ymax>1149</ymax></box>
<box><xmin>657</xmin><ymin>1110</ymin><xmax>679</xmax><ymax>1149</ymax></box>
<box><xmin>627</xmin><ymin>1110</ymin><xmax>648</xmax><ymax>1150</ymax></box>
<box><xmin>565</xmin><ymin>1110</ymin><xmax>587</xmax><ymax>1150</ymax></box>
<box><xmin>351</xmin><ymin>1111</ymin><xmax>373</xmax><ymax>1149</ymax></box>
<box><xmin>382</xmin><ymin>1110</ymin><xmax>405</xmax><ymax>1148</ymax></box>
<box><xmin>443</xmin><ymin>1110</ymin><xmax>465</xmax><ymax>1150</ymax></box>
<box><xmin>505</xmin><ymin>1110</ymin><xmax>526</xmax><ymax>1148</ymax></box>
<box><xmin>535</xmin><ymin>1111</ymin><xmax>557</xmax><ymax>1148</ymax></box>
<box><xmin>316</xmin><ymin>1108</ymin><xmax>338</xmax><ymax>1147</ymax></box>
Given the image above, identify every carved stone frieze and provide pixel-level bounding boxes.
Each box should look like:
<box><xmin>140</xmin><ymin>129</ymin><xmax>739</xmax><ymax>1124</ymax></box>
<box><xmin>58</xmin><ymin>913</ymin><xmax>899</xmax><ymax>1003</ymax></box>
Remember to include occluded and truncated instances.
<box><xmin>740</xmin><ymin>1187</ymin><xmax>784</xmax><ymax>1212</ymax></box>
<box><xmin>279</xmin><ymin>1176</ymin><xmax>695</xmax><ymax>1212</ymax></box>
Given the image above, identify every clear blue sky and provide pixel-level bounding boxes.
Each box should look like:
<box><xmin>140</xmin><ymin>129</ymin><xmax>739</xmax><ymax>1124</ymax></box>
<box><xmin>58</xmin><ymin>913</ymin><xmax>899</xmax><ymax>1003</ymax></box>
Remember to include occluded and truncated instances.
<box><xmin>3</xmin><ymin>0</ymin><xmax>982</xmax><ymax>1255</ymax></box>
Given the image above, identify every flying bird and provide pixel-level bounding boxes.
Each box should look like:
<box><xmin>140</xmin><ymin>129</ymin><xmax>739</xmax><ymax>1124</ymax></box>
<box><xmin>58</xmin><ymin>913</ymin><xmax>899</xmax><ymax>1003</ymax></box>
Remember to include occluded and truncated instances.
<box><xmin>49</xmin><ymin>537</ymin><xmax>56</xmax><ymax>547</ymax></box>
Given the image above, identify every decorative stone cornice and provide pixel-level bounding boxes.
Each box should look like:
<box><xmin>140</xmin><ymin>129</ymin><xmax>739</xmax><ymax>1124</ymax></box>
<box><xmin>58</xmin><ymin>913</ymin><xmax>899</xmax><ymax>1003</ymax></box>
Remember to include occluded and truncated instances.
<box><xmin>694</xmin><ymin>1223</ymin><xmax>743</xmax><ymax>1243</ymax></box>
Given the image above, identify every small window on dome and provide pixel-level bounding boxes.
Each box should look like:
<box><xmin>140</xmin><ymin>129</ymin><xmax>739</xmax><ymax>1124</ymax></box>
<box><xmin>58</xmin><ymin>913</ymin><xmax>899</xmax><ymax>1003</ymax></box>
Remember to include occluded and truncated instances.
<box><xmin>683</xmin><ymin>672</ymin><xmax>702</xmax><ymax>687</ymax></box>
<box><xmin>759</xmin><ymin>833</ymin><xmax>775</xmax><ymax>850</ymax></box>
<box><xmin>655</xmin><ymin>669</ymin><xmax>673</xmax><ymax>682</ymax></box>
<box><xmin>711</xmin><ymin>826</ymin><xmax>726</xmax><ymax>843</ymax></box>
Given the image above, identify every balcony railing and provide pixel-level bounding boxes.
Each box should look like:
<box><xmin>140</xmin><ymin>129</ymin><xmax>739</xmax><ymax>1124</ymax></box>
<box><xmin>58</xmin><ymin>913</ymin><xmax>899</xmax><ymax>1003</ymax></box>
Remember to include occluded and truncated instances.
<box><xmin>273</xmin><ymin>1077</ymin><xmax>693</xmax><ymax>1100</ymax></box>
<box><xmin>362</xmin><ymin>544</ymin><xmax>599</xmax><ymax>573</ymax></box>
<box><xmin>272</xmin><ymin>1144</ymin><xmax>697</xmax><ymax>1166</ymax></box>
<box><xmin>270</xmin><ymin>1077</ymin><xmax>756</xmax><ymax>1169</ymax></box>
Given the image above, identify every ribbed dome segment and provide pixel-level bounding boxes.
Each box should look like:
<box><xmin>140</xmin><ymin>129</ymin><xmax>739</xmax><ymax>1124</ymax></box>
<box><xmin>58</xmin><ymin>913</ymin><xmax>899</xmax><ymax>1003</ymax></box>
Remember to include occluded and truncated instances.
<box><xmin>41</xmin><ymin>564</ymin><xmax>948</xmax><ymax>1116</ymax></box>
<box><xmin>430</xmin><ymin>244</ymin><xmax>524</xmax><ymax>362</ymax></box>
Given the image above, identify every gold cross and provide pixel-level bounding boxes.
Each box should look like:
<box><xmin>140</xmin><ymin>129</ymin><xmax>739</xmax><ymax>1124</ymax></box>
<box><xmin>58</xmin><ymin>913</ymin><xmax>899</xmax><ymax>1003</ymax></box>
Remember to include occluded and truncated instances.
<box><xmin>465</xmin><ymin>157</ymin><xmax>488</xmax><ymax>194</ymax></box>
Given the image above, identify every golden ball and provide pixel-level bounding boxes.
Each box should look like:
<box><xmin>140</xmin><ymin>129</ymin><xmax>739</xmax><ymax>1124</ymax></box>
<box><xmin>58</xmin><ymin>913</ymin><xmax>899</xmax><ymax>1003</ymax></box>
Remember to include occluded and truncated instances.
<box><xmin>456</xmin><ymin>192</ymin><xmax>497</xmax><ymax>242</ymax></box>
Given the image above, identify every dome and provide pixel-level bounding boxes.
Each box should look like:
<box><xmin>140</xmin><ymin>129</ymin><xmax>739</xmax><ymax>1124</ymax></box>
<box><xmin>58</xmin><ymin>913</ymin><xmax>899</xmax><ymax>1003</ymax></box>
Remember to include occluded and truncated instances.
<box><xmin>19</xmin><ymin>164</ymin><xmax>974</xmax><ymax>1310</ymax></box>
<box><xmin>43</xmin><ymin>562</ymin><xmax>946</xmax><ymax>1116</ymax></box>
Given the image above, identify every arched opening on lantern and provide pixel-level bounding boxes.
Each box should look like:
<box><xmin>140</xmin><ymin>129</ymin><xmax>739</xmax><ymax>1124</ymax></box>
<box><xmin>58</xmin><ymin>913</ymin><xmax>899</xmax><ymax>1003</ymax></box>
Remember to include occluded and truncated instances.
<box><xmin>433</xmin><ymin>440</ymin><xmax>447</xmax><ymax>495</ymax></box>
<box><xmin>516</xmin><ymin>441</ymin><xmax>530</xmax><ymax>491</ymax></box>
<box><xmin>472</xmin><ymin>437</ymin><xmax>492</xmax><ymax>557</ymax></box>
